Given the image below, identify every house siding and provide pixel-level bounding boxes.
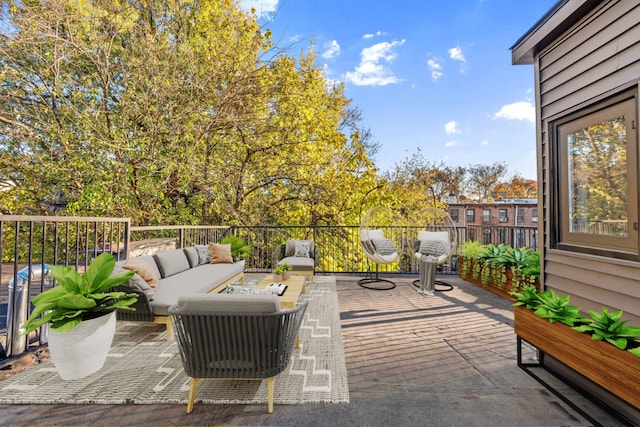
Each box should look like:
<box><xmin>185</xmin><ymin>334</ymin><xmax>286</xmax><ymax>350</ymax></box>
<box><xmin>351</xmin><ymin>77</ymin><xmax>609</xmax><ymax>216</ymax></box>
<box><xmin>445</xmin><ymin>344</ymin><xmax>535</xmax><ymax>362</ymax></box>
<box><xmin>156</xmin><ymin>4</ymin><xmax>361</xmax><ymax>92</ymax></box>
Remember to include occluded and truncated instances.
<box><xmin>535</xmin><ymin>0</ymin><xmax>640</xmax><ymax>324</ymax></box>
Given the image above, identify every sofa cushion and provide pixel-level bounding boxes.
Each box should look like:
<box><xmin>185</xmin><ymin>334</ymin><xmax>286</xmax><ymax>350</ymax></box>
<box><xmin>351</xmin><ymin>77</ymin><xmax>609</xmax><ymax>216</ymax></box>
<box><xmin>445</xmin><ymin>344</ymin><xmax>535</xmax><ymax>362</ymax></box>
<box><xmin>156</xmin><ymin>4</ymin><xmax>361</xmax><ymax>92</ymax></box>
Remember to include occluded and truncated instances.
<box><xmin>111</xmin><ymin>265</ymin><xmax>155</xmax><ymax>300</ymax></box>
<box><xmin>183</xmin><ymin>246</ymin><xmax>199</xmax><ymax>268</ymax></box>
<box><xmin>154</xmin><ymin>250</ymin><xmax>191</xmax><ymax>278</ymax></box>
<box><xmin>284</xmin><ymin>240</ymin><xmax>314</xmax><ymax>258</ymax></box>
<box><xmin>122</xmin><ymin>256</ymin><xmax>161</xmax><ymax>288</ymax></box>
<box><xmin>150</xmin><ymin>262</ymin><xmax>244</xmax><ymax>315</ymax></box>
<box><xmin>209</xmin><ymin>242</ymin><xmax>233</xmax><ymax>264</ymax></box>
<box><xmin>173</xmin><ymin>293</ymin><xmax>280</xmax><ymax>314</ymax></box>
<box><xmin>195</xmin><ymin>245</ymin><xmax>210</xmax><ymax>265</ymax></box>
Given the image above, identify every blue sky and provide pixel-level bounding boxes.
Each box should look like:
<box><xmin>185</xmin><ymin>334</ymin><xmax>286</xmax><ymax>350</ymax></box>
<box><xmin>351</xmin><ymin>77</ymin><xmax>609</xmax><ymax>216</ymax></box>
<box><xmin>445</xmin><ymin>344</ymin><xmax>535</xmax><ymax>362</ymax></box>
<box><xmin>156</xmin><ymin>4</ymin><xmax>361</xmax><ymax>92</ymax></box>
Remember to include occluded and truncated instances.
<box><xmin>241</xmin><ymin>0</ymin><xmax>558</xmax><ymax>179</ymax></box>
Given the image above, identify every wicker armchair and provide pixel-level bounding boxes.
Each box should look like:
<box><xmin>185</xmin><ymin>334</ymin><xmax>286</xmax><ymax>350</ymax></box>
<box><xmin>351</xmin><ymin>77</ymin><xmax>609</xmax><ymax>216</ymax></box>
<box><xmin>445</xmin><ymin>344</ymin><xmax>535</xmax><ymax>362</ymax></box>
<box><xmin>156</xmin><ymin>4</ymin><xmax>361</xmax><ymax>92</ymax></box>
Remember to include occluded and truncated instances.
<box><xmin>169</xmin><ymin>293</ymin><xmax>308</xmax><ymax>414</ymax></box>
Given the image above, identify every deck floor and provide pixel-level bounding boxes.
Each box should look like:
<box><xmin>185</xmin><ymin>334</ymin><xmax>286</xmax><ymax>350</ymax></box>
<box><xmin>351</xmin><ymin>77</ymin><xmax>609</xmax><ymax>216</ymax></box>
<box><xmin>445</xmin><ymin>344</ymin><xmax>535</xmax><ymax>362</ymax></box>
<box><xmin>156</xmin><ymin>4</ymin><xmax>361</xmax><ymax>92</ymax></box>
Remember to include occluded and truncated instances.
<box><xmin>0</xmin><ymin>274</ymin><xmax>625</xmax><ymax>426</ymax></box>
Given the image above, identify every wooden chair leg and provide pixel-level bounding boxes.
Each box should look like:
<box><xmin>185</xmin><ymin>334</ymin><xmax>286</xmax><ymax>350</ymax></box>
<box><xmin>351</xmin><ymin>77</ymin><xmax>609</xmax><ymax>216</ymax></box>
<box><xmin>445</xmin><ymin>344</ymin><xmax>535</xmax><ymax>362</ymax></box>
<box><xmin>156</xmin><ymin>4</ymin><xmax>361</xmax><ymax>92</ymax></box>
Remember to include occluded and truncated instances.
<box><xmin>267</xmin><ymin>377</ymin><xmax>275</xmax><ymax>413</ymax></box>
<box><xmin>187</xmin><ymin>378</ymin><xmax>198</xmax><ymax>414</ymax></box>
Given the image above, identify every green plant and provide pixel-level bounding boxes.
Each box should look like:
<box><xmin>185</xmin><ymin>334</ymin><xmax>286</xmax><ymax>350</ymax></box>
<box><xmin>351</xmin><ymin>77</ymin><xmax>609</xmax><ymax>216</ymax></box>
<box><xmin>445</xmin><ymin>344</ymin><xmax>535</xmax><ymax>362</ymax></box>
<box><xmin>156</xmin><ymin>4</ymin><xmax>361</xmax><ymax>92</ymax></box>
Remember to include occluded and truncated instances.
<box><xmin>20</xmin><ymin>253</ymin><xmax>139</xmax><ymax>334</ymax></box>
<box><xmin>459</xmin><ymin>240</ymin><xmax>483</xmax><ymax>277</ymax></box>
<box><xmin>572</xmin><ymin>307</ymin><xmax>640</xmax><ymax>350</ymax></box>
<box><xmin>477</xmin><ymin>244</ymin><xmax>510</xmax><ymax>286</ymax></box>
<box><xmin>510</xmin><ymin>285</ymin><xmax>540</xmax><ymax>309</ymax></box>
<box><xmin>533</xmin><ymin>290</ymin><xmax>587</xmax><ymax>327</ymax></box>
<box><xmin>219</xmin><ymin>235</ymin><xmax>252</xmax><ymax>261</ymax></box>
<box><xmin>273</xmin><ymin>262</ymin><xmax>292</xmax><ymax>275</ymax></box>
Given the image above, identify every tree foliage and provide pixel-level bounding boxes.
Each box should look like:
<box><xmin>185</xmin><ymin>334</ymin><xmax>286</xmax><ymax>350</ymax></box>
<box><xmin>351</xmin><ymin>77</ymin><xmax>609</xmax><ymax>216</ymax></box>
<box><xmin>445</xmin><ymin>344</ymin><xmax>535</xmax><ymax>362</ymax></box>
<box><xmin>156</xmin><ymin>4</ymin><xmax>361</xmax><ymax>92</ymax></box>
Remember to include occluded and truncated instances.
<box><xmin>0</xmin><ymin>0</ymin><xmax>378</xmax><ymax>226</ymax></box>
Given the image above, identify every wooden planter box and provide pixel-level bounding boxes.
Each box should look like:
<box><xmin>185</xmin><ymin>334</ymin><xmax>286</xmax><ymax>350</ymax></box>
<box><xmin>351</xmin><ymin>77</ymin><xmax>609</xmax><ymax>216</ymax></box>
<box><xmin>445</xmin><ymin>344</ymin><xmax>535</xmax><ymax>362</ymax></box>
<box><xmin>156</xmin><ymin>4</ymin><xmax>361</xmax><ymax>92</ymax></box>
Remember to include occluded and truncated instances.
<box><xmin>514</xmin><ymin>306</ymin><xmax>640</xmax><ymax>409</ymax></box>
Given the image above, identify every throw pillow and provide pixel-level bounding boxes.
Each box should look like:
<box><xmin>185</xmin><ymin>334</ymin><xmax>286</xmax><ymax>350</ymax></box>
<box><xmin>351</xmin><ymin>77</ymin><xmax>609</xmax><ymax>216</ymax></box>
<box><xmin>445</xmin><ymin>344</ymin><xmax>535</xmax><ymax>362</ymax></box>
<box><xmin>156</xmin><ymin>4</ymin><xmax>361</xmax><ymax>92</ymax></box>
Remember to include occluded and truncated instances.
<box><xmin>209</xmin><ymin>242</ymin><xmax>233</xmax><ymax>264</ymax></box>
<box><xmin>294</xmin><ymin>241</ymin><xmax>311</xmax><ymax>257</ymax></box>
<box><xmin>122</xmin><ymin>258</ymin><xmax>160</xmax><ymax>289</ymax></box>
<box><xmin>111</xmin><ymin>265</ymin><xmax>155</xmax><ymax>300</ymax></box>
<box><xmin>195</xmin><ymin>244</ymin><xmax>210</xmax><ymax>265</ymax></box>
<box><xmin>419</xmin><ymin>240</ymin><xmax>451</xmax><ymax>257</ymax></box>
<box><xmin>371</xmin><ymin>238</ymin><xmax>397</xmax><ymax>256</ymax></box>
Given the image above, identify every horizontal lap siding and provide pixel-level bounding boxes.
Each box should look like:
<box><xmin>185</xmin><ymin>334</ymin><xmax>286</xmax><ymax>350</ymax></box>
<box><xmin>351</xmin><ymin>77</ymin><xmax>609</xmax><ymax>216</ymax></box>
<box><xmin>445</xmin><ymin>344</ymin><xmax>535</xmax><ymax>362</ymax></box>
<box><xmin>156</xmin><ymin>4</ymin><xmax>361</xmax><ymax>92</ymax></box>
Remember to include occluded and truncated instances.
<box><xmin>537</xmin><ymin>0</ymin><xmax>640</xmax><ymax>321</ymax></box>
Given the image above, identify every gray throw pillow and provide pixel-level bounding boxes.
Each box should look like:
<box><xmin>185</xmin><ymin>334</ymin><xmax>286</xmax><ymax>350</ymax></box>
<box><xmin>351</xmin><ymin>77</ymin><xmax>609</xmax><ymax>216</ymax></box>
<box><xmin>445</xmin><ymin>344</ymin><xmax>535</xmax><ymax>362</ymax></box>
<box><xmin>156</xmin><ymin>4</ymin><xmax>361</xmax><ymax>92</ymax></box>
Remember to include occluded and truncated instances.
<box><xmin>419</xmin><ymin>240</ymin><xmax>451</xmax><ymax>257</ymax></box>
<box><xmin>195</xmin><ymin>244</ymin><xmax>210</xmax><ymax>265</ymax></box>
<box><xmin>294</xmin><ymin>241</ymin><xmax>311</xmax><ymax>257</ymax></box>
<box><xmin>371</xmin><ymin>238</ymin><xmax>397</xmax><ymax>256</ymax></box>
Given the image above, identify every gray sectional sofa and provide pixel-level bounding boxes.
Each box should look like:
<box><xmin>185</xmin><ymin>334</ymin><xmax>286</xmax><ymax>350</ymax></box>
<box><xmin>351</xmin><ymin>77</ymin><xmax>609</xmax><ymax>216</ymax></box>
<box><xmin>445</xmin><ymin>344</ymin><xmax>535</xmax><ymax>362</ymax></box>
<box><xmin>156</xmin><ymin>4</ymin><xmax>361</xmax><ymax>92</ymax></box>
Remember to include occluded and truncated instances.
<box><xmin>112</xmin><ymin>245</ymin><xmax>245</xmax><ymax>339</ymax></box>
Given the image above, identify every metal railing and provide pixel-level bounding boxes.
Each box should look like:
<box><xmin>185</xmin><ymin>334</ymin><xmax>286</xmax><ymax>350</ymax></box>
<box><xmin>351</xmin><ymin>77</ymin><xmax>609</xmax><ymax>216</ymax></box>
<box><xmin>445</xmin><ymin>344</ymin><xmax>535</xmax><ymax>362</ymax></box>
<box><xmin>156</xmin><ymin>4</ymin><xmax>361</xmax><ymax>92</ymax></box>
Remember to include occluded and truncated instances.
<box><xmin>1</xmin><ymin>215</ymin><xmax>537</xmax><ymax>362</ymax></box>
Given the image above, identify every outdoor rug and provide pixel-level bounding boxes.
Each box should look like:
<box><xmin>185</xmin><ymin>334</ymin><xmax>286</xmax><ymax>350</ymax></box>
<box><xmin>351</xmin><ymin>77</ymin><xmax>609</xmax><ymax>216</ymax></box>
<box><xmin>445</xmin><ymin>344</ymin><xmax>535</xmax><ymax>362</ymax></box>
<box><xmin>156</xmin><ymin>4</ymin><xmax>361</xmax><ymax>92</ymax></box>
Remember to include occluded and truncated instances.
<box><xmin>0</xmin><ymin>276</ymin><xmax>349</xmax><ymax>406</ymax></box>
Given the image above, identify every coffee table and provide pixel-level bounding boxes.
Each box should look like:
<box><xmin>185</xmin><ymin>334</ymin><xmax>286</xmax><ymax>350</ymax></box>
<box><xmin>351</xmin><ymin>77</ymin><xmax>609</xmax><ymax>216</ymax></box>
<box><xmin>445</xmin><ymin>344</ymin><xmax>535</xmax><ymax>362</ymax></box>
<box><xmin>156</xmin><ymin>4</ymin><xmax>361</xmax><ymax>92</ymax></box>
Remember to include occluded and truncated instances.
<box><xmin>256</xmin><ymin>275</ymin><xmax>306</xmax><ymax>309</ymax></box>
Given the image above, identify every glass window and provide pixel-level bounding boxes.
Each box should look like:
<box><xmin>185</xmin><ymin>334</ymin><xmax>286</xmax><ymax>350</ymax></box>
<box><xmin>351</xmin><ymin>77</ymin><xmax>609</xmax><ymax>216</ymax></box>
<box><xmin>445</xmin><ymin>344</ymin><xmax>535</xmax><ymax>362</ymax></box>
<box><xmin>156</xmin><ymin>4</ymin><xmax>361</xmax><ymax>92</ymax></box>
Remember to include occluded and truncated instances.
<box><xmin>466</xmin><ymin>209</ymin><xmax>475</xmax><ymax>222</ymax></box>
<box><xmin>450</xmin><ymin>209</ymin><xmax>458</xmax><ymax>222</ymax></box>
<box><xmin>532</xmin><ymin>208</ymin><xmax>538</xmax><ymax>222</ymax></box>
<box><xmin>482</xmin><ymin>209</ymin><xmax>490</xmax><ymax>222</ymax></box>
<box><xmin>499</xmin><ymin>209</ymin><xmax>508</xmax><ymax>222</ymax></box>
<box><xmin>517</xmin><ymin>208</ymin><xmax>525</xmax><ymax>223</ymax></box>
<box><xmin>554</xmin><ymin>89</ymin><xmax>638</xmax><ymax>258</ymax></box>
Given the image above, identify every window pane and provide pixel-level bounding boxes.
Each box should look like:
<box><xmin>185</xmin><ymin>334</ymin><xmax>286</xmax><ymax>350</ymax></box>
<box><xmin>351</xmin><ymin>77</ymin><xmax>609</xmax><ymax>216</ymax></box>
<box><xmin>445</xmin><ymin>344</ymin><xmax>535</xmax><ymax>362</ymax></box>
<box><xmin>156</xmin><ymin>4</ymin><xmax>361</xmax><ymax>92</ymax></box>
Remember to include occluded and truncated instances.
<box><xmin>566</xmin><ymin>115</ymin><xmax>628</xmax><ymax>237</ymax></box>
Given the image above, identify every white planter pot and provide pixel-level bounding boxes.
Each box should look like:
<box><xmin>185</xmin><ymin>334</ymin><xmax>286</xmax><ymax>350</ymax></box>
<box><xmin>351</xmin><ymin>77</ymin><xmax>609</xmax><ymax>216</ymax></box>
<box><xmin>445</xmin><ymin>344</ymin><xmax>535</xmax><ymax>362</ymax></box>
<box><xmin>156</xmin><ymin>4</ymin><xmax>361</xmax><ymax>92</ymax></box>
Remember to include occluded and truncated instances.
<box><xmin>47</xmin><ymin>311</ymin><xmax>116</xmax><ymax>380</ymax></box>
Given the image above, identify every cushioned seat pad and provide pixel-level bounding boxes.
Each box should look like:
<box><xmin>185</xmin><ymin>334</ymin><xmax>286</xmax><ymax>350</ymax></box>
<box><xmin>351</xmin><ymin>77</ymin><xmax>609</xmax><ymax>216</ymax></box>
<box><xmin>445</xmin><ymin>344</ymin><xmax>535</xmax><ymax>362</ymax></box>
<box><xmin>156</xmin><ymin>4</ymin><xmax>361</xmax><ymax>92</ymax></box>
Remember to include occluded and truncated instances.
<box><xmin>151</xmin><ymin>262</ymin><xmax>244</xmax><ymax>315</ymax></box>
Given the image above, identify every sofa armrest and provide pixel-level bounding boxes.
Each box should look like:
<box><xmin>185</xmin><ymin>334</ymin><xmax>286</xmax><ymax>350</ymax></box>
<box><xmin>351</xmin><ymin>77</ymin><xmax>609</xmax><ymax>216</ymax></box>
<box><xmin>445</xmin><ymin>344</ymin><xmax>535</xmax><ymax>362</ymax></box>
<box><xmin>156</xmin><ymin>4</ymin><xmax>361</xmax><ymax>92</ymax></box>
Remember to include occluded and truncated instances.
<box><xmin>111</xmin><ymin>285</ymin><xmax>155</xmax><ymax>322</ymax></box>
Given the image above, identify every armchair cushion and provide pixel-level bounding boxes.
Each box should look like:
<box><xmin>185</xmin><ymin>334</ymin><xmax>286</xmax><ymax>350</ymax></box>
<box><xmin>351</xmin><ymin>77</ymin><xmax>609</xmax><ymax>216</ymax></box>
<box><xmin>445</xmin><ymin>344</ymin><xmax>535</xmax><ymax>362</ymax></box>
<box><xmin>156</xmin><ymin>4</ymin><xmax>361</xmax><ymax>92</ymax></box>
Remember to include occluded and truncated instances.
<box><xmin>174</xmin><ymin>293</ymin><xmax>280</xmax><ymax>314</ymax></box>
<box><xmin>278</xmin><ymin>256</ymin><xmax>314</xmax><ymax>271</ymax></box>
<box><xmin>284</xmin><ymin>240</ymin><xmax>315</xmax><ymax>259</ymax></box>
<box><xmin>371</xmin><ymin>238</ymin><xmax>397</xmax><ymax>256</ymax></box>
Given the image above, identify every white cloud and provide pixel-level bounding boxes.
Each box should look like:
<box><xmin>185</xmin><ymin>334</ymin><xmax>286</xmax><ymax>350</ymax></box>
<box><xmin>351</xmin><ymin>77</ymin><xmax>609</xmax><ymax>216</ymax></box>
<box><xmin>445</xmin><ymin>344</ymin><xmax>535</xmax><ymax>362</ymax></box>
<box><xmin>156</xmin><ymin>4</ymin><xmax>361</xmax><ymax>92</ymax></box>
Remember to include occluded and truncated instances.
<box><xmin>492</xmin><ymin>101</ymin><xmax>535</xmax><ymax>123</ymax></box>
<box><xmin>345</xmin><ymin>40</ymin><xmax>405</xmax><ymax>86</ymax></box>
<box><xmin>448</xmin><ymin>46</ymin><xmax>466</xmax><ymax>63</ymax></box>
<box><xmin>444</xmin><ymin>120</ymin><xmax>461</xmax><ymax>135</ymax></box>
<box><xmin>445</xmin><ymin>140</ymin><xmax>460</xmax><ymax>148</ymax></box>
<box><xmin>449</xmin><ymin>46</ymin><xmax>467</xmax><ymax>74</ymax></box>
<box><xmin>481</xmin><ymin>139</ymin><xmax>489</xmax><ymax>145</ymax></box>
<box><xmin>363</xmin><ymin>31</ymin><xmax>385</xmax><ymax>39</ymax></box>
<box><xmin>322</xmin><ymin>40</ymin><xmax>341</xmax><ymax>59</ymax></box>
<box><xmin>427</xmin><ymin>57</ymin><xmax>443</xmax><ymax>82</ymax></box>
<box><xmin>240</xmin><ymin>0</ymin><xmax>278</xmax><ymax>17</ymax></box>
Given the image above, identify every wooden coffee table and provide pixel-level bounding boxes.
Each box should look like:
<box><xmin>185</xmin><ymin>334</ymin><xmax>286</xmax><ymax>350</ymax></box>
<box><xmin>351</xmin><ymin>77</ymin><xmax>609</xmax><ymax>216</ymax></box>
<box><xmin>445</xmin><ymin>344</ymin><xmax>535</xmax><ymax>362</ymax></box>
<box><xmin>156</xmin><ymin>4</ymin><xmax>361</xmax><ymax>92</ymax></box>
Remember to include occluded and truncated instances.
<box><xmin>256</xmin><ymin>275</ymin><xmax>306</xmax><ymax>309</ymax></box>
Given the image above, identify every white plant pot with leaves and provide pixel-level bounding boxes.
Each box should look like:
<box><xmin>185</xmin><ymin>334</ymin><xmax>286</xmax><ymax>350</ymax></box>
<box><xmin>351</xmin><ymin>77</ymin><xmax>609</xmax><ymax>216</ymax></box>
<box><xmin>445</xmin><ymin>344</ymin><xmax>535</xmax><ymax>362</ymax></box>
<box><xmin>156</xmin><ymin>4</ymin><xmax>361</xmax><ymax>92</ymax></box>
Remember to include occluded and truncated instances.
<box><xmin>21</xmin><ymin>253</ymin><xmax>139</xmax><ymax>381</ymax></box>
<box><xmin>47</xmin><ymin>310</ymin><xmax>117</xmax><ymax>380</ymax></box>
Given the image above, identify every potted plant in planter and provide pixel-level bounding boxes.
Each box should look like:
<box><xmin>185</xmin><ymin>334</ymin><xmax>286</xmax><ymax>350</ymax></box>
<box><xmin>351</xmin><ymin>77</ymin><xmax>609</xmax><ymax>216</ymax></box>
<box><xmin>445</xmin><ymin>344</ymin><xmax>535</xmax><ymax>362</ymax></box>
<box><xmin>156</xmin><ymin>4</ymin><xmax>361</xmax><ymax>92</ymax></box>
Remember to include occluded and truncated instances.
<box><xmin>511</xmin><ymin>286</ymin><xmax>640</xmax><ymax>408</ymax></box>
<box><xmin>219</xmin><ymin>235</ymin><xmax>252</xmax><ymax>265</ymax></box>
<box><xmin>273</xmin><ymin>262</ymin><xmax>292</xmax><ymax>281</ymax></box>
<box><xmin>20</xmin><ymin>253</ymin><xmax>139</xmax><ymax>380</ymax></box>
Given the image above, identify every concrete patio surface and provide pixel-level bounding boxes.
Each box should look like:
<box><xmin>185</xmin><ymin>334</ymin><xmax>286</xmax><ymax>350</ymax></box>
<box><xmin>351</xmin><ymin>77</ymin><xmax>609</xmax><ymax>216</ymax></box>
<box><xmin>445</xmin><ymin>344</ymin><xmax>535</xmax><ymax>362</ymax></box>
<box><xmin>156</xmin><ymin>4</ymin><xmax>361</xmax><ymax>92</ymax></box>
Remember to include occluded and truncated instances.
<box><xmin>0</xmin><ymin>274</ymin><xmax>627</xmax><ymax>426</ymax></box>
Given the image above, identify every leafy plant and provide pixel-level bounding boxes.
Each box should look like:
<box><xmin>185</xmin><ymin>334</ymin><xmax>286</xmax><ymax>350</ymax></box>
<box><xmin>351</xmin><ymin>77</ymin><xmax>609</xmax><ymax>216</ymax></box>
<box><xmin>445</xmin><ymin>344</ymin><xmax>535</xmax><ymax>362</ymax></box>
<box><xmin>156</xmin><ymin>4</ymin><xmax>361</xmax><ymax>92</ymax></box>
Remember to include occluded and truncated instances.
<box><xmin>572</xmin><ymin>308</ymin><xmax>640</xmax><ymax>350</ymax></box>
<box><xmin>510</xmin><ymin>285</ymin><xmax>540</xmax><ymax>309</ymax></box>
<box><xmin>273</xmin><ymin>262</ymin><xmax>292</xmax><ymax>275</ymax></box>
<box><xmin>21</xmin><ymin>253</ymin><xmax>139</xmax><ymax>334</ymax></box>
<box><xmin>219</xmin><ymin>235</ymin><xmax>252</xmax><ymax>261</ymax></box>
<box><xmin>534</xmin><ymin>290</ymin><xmax>587</xmax><ymax>327</ymax></box>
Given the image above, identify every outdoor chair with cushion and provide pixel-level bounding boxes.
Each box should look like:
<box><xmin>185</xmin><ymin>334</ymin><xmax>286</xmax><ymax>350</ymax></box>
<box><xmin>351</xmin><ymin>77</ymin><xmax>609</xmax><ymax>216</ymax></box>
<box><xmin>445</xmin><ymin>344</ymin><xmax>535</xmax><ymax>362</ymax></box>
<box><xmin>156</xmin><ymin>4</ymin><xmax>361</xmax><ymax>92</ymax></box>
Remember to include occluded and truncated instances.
<box><xmin>272</xmin><ymin>239</ymin><xmax>316</xmax><ymax>282</ymax></box>
<box><xmin>411</xmin><ymin>208</ymin><xmax>458</xmax><ymax>295</ymax></box>
<box><xmin>169</xmin><ymin>293</ymin><xmax>308</xmax><ymax>414</ymax></box>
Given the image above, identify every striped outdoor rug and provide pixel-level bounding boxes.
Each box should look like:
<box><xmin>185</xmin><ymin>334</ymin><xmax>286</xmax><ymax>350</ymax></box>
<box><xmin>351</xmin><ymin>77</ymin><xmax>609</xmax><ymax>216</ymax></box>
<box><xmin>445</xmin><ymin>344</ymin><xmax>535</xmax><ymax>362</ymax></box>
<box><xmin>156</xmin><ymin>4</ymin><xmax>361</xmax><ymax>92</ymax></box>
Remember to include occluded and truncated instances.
<box><xmin>0</xmin><ymin>276</ymin><xmax>349</xmax><ymax>406</ymax></box>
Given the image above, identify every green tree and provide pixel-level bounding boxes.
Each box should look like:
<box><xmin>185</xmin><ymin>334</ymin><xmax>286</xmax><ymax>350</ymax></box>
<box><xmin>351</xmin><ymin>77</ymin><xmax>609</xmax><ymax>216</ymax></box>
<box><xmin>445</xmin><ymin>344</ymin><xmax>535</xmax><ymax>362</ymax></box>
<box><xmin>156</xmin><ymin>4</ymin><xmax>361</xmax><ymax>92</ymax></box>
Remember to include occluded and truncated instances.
<box><xmin>0</xmin><ymin>0</ymin><xmax>377</xmax><ymax>226</ymax></box>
